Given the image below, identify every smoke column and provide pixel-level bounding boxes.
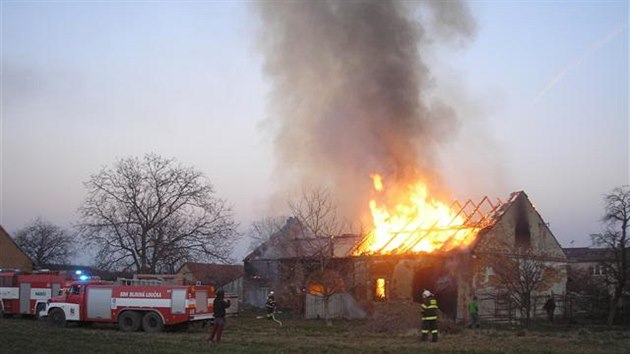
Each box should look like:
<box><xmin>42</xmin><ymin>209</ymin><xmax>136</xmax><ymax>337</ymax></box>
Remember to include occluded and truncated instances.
<box><xmin>257</xmin><ymin>0</ymin><xmax>476</xmax><ymax>224</ymax></box>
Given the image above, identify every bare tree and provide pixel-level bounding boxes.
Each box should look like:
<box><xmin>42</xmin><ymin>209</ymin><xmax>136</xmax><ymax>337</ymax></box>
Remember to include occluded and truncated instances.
<box><xmin>290</xmin><ymin>187</ymin><xmax>354</xmax><ymax>257</ymax></box>
<box><xmin>488</xmin><ymin>248</ymin><xmax>561</xmax><ymax>327</ymax></box>
<box><xmin>14</xmin><ymin>217</ymin><xmax>75</xmax><ymax>266</ymax></box>
<box><xmin>247</xmin><ymin>216</ymin><xmax>287</xmax><ymax>252</ymax></box>
<box><xmin>591</xmin><ymin>186</ymin><xmax>630</xmax><ymax>326</ymax></box>
<box><xmin>287</xmin><ymin>187</ymin><xmax>349</xmax><ymax>325</ymax></box>
<box><xmin>78</xmin><ymin>154</ymin><xmax>239</xmax><ymax>273</ymax></box>
<box><xmin>247</xmin><ymin>187</ymin><xmax>358</xmax><ymax>323</ymax></box>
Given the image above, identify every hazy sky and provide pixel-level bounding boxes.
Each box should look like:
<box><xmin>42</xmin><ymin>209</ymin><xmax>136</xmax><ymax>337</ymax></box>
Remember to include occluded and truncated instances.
<box><xmin>1</xmin><ymin>1</ymin><xmax>628</xmax><ymax>262</ymax></box>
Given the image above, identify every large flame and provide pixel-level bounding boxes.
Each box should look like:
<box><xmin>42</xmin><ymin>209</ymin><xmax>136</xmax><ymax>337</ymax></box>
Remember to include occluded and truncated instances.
<box><xmin>356</xmin><ymin>174</ymin><xmax>479</xmax><ymax>255</ymax></box>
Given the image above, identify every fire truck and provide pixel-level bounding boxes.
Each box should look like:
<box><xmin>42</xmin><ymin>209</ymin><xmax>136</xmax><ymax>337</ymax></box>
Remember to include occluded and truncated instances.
<box><xmin>0</xmin><ymin>270</ymin><xmax>83</xmax><ymax>318</ymax></box>
<box><xmin>41</xmin><ymin>280</ymin><xmax>216</xmax><ymax>332</ymax></box>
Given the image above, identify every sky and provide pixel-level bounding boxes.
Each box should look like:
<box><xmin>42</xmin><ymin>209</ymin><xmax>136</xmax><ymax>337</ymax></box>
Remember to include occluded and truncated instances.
<box><xmin>1</xmin><ymin>0</ymin><xmax>628</xmax><ymax>263</ymax></box>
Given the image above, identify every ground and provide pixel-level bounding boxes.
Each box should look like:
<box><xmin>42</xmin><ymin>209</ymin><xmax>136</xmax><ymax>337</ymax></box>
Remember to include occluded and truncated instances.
<box><xmin>1</xmin><ymin>312</ymin><xmax>630</xmax><ymax>353</ymax></box>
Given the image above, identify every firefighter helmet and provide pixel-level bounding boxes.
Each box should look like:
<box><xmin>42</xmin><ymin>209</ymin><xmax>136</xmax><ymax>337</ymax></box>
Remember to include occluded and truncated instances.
<box><xmin>422</xmin><ymin>290</ymin><xmax>432</xmax><ymax>298</ymax></box>
<box><xmin>269</xmin><ymin>291</ymin><xmax>274</xmax><ymax>296</ymax></box>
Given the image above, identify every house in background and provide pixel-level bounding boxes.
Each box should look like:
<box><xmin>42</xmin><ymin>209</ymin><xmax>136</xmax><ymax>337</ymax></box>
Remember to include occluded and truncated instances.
<box><xmin>563</xmin><ymin>247</ymin><xmax>630</xmax><ymax>323</ymax></box>
<box><xmin>563</xmin><ymin>246</ymin><xmax>630</xmax><ymax>294</ymax></box>
<box><xmin>564</xmin><ymin>247</ymin><xmax>612</xmax><ymax>279</ymax></box>
<box><xmin>176</xmin><ymin>262</ymin><xmax>244</xmax><ymax>297</ymax></box>
<box><xmin>0</xmin><ymin>225</ymin><xmax>33</xmax><ymax>271</ymax></box>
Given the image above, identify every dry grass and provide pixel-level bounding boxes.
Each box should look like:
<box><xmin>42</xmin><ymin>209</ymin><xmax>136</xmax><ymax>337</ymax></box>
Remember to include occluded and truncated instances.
<box><xmin>1</xmin><ymin>312</ymin><xmax>629</xmax><ymax>353</ymax></box>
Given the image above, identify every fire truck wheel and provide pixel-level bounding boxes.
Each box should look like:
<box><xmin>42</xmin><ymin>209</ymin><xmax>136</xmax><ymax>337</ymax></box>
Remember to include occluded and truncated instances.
<box><xmin>48</xmin><ymin>308</ymin><xmax>66</xmax><ymax>327</ymax></box>
<box><xmin>35</xmin><ymin>303</ymin><xmax>46</xmax><ymax>320</ymax></box>
<box><xmin>141</xmin><ymin>312</ymin><xmax>164</xmax><ymax>333</ymax></box>
<box><xmin>118</xmin><ymin>311</ymin><xmax>142</xmax><ymax>332</ymax></box>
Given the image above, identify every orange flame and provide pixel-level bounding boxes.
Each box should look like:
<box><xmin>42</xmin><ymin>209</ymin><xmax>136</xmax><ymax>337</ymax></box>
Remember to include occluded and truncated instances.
<box><xmin>375</xmin><ymin>278</ymin><xmax>386</xmax><ymax>300</ymax></box>
<box><xmin>356</xmin><ymin>174</ymin><xmax>479</xmax><ymax>255</ymax></box>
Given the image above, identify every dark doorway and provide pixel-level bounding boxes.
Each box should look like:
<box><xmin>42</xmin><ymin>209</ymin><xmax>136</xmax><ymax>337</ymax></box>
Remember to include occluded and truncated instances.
<box><xmin>412</xmin><ymin>266</ymin><xmax>458</xmax><ymax>320</ymax></box>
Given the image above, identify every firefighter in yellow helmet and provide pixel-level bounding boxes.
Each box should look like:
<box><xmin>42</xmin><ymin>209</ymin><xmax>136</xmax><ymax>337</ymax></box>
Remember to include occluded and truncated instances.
<box><xmin>420</xmin><ymin>289</ymin><xmax>439</xmax><ymax>342</ymax></box>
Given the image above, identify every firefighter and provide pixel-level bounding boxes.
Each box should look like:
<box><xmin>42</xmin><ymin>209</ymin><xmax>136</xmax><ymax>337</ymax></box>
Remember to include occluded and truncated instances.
<box><xmin>420</xmin><ymin>289</ymin><xmax>439</xmax><ymax>342</ymax></box>
<box><xmin>265</xmin><ymin>291</ymin><xmax>282</xmax><ymax>326</ymax></box>
<box><xmin>265</xmin><ymin>291</ymin><xmax>277</xmax><ymax>318</ymax></box>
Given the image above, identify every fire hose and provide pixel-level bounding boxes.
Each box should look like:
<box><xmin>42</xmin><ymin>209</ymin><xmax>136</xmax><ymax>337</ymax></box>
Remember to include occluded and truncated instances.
<box><xmin>256</xmin><ymin>312</ymin><xmax>283</xmax><ymax>326</ymax></box>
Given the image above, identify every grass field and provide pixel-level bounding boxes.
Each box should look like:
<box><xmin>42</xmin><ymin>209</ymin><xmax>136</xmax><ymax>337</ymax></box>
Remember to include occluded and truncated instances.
<box><xmin>1</xmin><ymin>313</ymin><xmax>630</xmax><ymax>354</ymax></box>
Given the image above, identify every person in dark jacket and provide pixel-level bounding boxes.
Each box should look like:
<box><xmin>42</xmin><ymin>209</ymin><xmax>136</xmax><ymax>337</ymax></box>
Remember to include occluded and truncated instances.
<box><xmin>420</xmin><ymin>289</ymin><xmax>439</xmax><ymax>342</ymax></box>
<box><xmin>207</xmin><ymin>290</ymin><xmax>231</xmax><ymax>343</ymax></box>
<box><xmin>543</xmin><ymin>295</ymin><xmax>556</xmax><ymax>323</ymax></box>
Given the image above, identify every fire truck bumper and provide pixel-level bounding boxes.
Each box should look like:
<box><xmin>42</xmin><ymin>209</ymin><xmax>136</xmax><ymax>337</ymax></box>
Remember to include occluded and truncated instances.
<box><xmin>190</xmin><ymin>313</ymin><xmax>214</xmax><ymax>321</ymax></box>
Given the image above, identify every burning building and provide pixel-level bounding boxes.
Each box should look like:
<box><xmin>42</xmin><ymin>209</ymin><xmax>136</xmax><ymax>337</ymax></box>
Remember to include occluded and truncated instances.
<box><xmin>244</xmin><ymin>190</ymin><xmax>567</xmax><ymax>323</ymax></box>
<box><xmin>250</xmin><ymin>0</ymin><xmax>566</xmax><ymax>323</ymax></box>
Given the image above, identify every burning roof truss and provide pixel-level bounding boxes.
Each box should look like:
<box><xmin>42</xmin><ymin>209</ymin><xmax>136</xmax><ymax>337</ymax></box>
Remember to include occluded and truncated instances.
<box><xmin>350</xmin><ymin>196</ymin><xmax>505</xmax><ymax>256</ymax></box>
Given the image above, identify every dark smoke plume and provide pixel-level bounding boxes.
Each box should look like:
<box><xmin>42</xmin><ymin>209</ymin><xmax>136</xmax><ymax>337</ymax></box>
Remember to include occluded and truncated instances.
<box><xmin>257</xmin><ymin>0</ymin><xmax>476</xmax><ymax>224</ymax></box>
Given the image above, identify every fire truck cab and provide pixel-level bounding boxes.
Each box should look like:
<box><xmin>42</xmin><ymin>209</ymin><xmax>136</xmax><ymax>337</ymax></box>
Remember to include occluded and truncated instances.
<box><xmin>42</xmin><ymin>280</ymin><xmax>216</xmax><ymax>332</ymax></box>
<box><xmin>0</xmin><ymin>270</ymin><xmax>77</xmax><ymax>318</ymax></box>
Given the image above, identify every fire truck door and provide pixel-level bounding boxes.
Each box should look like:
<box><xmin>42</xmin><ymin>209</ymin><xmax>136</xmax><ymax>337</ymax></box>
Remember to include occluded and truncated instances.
<box><xmin>171</xmin><ymin>289</ymin><xmax>186</xmax><ymax>314</ymax></box>
<box><xmin>19</xmin><ymin>283</ymin><xmax>30</xmax><ymax>314</ymax></box>
<box><xmin>87</xmin><ymin>287</ymin><xmax>112</xmax><ymax>319</ymax></box>
<box><xmin>195</xmin><ymin>290</ymin><xmax>208</xmax><ymax>312</ymax></box>
<box><xmin>52</xmin><ymin>283</ymin><xmax>61</xmax><ymax>297</ymax></box>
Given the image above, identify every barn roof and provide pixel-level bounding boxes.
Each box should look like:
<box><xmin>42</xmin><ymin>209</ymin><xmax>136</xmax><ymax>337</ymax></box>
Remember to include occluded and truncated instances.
<box><xmin>177</xmin><ymin>262</ymin><xmax>243</xmax><ymax>287</ymax></box>
<box><xmin>244</xmin><ymin>217</ymin><xmax>365</xmax><ymax>261</ymax></box>
<box><xmin>563</xmin><ymin>247</ymin><xmax>615</xmax><ymax>263</ymax></box>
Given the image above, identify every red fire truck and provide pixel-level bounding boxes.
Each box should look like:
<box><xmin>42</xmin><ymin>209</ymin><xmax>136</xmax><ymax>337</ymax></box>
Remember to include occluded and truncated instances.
<box><xmin>42</xmin><ymin>280</ymin><xmax>216</xmax><ymax>332</ymax></box>
<box><xmin>0</xmin><ymin>270</ymin><xmax>82</xmax><ymax>317</ymax></box>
